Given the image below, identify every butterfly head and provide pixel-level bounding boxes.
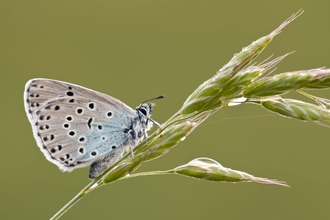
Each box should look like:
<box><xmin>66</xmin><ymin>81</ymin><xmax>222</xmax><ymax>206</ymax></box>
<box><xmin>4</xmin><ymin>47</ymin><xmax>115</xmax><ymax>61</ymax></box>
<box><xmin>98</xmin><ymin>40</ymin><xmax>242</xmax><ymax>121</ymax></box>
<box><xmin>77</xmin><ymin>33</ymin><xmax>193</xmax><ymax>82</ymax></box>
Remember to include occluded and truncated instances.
<box><xmin>136</xmin><ymin>95</ymin><xmax>164</xmax><ymax>131</ymax></box>
<box><xmin>136</xmin><ymin>103</ymin><xmax>153</xmax><ymax>130</ymax></box>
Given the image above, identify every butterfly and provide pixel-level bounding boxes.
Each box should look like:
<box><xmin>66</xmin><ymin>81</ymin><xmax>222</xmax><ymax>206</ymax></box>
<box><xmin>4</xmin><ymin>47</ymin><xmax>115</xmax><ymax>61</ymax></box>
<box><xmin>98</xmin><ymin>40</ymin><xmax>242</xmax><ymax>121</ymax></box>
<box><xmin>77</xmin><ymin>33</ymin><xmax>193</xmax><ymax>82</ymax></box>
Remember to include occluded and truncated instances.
<box><xmin>24</xmin><ymin>78</ymin><xmax>162</xmax><ymax>179</ymax></box>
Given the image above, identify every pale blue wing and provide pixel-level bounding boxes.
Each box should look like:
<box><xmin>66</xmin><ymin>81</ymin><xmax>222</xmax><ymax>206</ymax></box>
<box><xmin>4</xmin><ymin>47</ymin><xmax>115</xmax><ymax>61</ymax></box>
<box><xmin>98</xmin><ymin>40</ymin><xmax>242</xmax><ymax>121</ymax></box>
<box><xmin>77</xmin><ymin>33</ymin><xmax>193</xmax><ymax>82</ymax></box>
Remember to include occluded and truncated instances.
<box><xmin>24</xmin><ymin>79</ymin><xmax>137</xmax><ymax>172</ymax></box>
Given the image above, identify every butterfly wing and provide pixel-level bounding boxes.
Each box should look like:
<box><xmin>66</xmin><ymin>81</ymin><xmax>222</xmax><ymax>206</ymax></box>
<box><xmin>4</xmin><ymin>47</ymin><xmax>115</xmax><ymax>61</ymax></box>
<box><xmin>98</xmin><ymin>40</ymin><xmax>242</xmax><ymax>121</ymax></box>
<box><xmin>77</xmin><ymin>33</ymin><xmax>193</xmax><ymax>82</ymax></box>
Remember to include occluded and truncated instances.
<box><xmin>24</xmin><ymin>78</ymin><xmax>138</xmax><ymax>172</ymax></box>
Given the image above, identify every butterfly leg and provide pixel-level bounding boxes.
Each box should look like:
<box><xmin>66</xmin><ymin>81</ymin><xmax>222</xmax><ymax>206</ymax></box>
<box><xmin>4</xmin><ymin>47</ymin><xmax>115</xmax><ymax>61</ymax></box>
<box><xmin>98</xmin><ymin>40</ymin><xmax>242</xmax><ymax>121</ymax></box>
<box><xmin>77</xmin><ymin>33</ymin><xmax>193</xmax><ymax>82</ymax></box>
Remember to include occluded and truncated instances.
<box><xmin>128</xmin><ymin>143</ymin><xmax>136</xmax><ymax>163</ymax></box>
<box><xmin>142</xmin><ymin>130</ymin><xmax>153</xmax><ymax>152</ymax></box>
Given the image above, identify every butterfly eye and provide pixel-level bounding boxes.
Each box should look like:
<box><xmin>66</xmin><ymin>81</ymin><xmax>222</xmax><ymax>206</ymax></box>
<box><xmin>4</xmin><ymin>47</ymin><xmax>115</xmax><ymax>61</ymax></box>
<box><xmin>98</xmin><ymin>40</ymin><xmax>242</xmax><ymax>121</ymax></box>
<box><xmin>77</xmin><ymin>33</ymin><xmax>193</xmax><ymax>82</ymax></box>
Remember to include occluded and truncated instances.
<box><xmin>139</xmin><ymin>108</ymin><xmax>147</xmax><ymax>116</ymax></box>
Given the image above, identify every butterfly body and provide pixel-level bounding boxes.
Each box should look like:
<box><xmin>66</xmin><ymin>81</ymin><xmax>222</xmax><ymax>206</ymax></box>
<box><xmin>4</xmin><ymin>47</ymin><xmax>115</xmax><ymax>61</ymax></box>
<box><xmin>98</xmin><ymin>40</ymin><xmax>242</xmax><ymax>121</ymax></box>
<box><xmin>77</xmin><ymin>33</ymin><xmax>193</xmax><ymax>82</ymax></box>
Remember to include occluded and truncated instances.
<box><xmin>24</xmin><ymin>79</ymin><xmax>154</xmax><ymax>178</ymax></box>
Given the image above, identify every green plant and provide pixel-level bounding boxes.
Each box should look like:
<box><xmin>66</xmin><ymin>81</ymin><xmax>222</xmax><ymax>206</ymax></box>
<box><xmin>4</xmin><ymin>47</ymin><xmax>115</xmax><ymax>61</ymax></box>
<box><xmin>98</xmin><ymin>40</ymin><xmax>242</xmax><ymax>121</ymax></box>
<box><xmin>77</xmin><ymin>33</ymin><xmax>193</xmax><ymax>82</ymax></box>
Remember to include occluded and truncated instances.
<box><xmin>51</xmin><ymin>9</ymin><xmax>330</xmax><ymax>219</ymax></box>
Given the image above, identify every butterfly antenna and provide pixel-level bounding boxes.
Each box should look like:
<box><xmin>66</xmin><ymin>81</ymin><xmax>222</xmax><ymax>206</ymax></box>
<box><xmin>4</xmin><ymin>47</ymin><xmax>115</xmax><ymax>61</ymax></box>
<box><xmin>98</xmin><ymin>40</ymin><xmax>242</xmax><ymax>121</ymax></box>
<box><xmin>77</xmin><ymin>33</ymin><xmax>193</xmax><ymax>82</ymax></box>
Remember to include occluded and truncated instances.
<box><xmin>141</xmin><ymin>95</ymin><xmax>165</xmax><ymax>106</ymax></box>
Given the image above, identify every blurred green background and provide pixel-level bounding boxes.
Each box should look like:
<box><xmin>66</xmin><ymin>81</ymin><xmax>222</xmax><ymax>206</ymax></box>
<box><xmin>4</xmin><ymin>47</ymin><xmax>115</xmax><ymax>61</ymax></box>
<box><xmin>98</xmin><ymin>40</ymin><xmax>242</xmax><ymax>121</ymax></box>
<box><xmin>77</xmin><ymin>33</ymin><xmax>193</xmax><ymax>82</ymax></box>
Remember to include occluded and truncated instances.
<box><xmin>1</xmin><ymin>1</ymin><xmax>330</xmax><ymax>219</ymax></box>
